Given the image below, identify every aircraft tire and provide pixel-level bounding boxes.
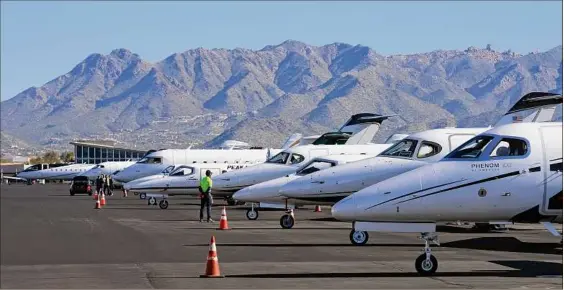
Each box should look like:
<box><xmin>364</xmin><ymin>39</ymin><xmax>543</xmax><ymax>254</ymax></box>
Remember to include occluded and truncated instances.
<box><xmin>246</xmin><ymin>209</ymin><xmax>259</xmax><ymax>220</ymax></box>
<box><xmin>280</xmin><ymin>214</ymin><xmax>294</xmax><ymax>229</ymax></box>
<box><xmin>415</xmin><ymin>254</ymin><xmax>438</xmax><ymax>276</ymax></box>
<box><xmin>349</xmin><ymin>230</ymin><xmax>369</xmax><ymax>245</ymax></box>
<box><xmin>159</xmin><ymin>199</ymin><xmax>169</xmax><ymax>210</ymax></box>
<box><xmin>140</xmin><ymin>193</ymin><xmax>147</xmax><ymax>200</ymax></box>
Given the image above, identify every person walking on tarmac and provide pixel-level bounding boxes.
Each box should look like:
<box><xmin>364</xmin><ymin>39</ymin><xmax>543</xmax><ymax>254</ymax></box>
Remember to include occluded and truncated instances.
<box><xmin>96</xmin><ymin>175</ymin><xmax>103</xmax><ymax>195</ymax></box>
<box><xmin>199</xmin><ymin>170</ymin><xmax>214</xmax><ymax>223</ymax></box>
<box><xmin>108</xmin><ymin>175</ymin><xmax>114</xmax><ymax>196</ymax></box>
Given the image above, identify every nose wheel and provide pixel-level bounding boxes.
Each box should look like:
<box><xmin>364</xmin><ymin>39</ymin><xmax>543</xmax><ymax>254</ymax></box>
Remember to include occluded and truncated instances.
<box><xmin>246</xmin><ymin>209</ymin><xmax>259</xmax><ymax>220</ymax></box>
<box><xmin>415</xmin><ymin>232</ymin><xmax>439</xmax><ymax>275</ymax></box>
<box><xmin>280</xmin><ymin>213</ymin><xmax>295</xmax><ymax>229</ymax></box>
<box><xmin>148</xmin><ymin>196</ymin><xmax>157</xmax><ymax>206</ymax></box>
<box><xmin>349</xmin><ymin>229</ymin><xmax>369</xmax><ymax>245</ymax></box>
<box><xmin>246</xmin><ymin>203</ymin><xmax>259</xmax><ymax>220</ymax></box>
<box><xmin>140</xmin><ymin>193</ymin><xmax>147</xmax><ymax>200</ymax></box>
<box><xmin>159</xmin><ymin>199</ymin><xmax>169</xmax><ymax>209</ymax></box>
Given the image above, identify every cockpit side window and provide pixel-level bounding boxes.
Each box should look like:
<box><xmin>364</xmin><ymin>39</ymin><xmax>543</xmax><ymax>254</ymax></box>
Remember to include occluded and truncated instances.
<box><xmin>445</xmin><ymin>136</ymin><xmax>494</xmax><ymax>159</ymax></box>
<box><xmin>296</xmin><ymin>161</ymin><xmax>334</xmax><ymax>176</ymax></box>
<box><xmin>170</xmin><ymin>167</ymin><xmax>194</xmax><ymax>176</ymax></box>
<box><xmin>417</xmin><ymin>141</ymin><xmax>442</xmax><ymax>159</ymax></box>
<box><xmin>265</xmin><ymin>152</ymin><xmax>290</xmax><ymax>164</ymax></box>
<box><xmin>138</xmin><ymin>157</ymin><xmax>162</xmax><ymax>164</ymax></box>
<box><xmin>489</xmin><ymin>138</ymin><xmax>528</xmax><ymax>158</ymax></box>
<box><xmin>290</xmin><ymin>154</ymin><xmax>305</xmax><ymax>165</ymax></box>
<box><xmin>379</xmin><ymin>139</ymin><xmax>418</xmax><ymax>158</ymax></box>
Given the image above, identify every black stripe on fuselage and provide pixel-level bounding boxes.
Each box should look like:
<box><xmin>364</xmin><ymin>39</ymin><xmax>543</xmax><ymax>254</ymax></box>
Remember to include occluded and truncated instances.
<box><xmin>392</xmin><ymin>170</ymin><xmax>522</xmax><ymax>206</ymax></box>
<box><xmin>529</xmin><ymin>166</ymin><xmax>541</xmax><ymax>172</ymax></box>
<box><xmin>550</xmin><ymin>162</ymin><xmax>563</xmax><ymax>172</ymax></box>
<box><xmin>130</xmin><ymin>186</ymin><xmax>199</xmax><ymax>191</ymax></box>
<box><xmin>363</xmin><ymin>179</ymin><xmax>467</xmax><ymax>211</ymax></box>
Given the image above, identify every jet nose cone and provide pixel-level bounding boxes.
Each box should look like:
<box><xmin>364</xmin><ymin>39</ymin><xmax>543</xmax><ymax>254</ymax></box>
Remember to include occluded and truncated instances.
<box><xmin>278</xmin><ymin>180</ymin><xmax>301</xmax><ymax>198</ymax></box>
<box><xmin>232</xmin><ymin>187</ymin><xmax>253</xmax><ymax>202</ymax></box>
<box><xmin>331</xmin><ymin>195</ymin><xmax>357</xmax><ymax>221</ymax></box>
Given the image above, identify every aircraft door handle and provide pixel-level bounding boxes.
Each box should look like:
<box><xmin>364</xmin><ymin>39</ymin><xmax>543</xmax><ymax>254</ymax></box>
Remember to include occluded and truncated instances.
<box><xmin>311</xmin><ymin>181</ymin><xmax>325</xmax><ymax>184</ymax></box>
<box><xmin>502</xmin><ymin>192</ymin><xmax>511</xmax><ymax>197</ymax></box>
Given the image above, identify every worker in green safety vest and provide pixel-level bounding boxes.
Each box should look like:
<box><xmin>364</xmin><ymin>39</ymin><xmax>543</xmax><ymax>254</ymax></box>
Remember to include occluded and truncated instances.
<box><xmin>199</xmin><ymin>170</ymin><xmax>214</xmax><ymax>222</ymax></box>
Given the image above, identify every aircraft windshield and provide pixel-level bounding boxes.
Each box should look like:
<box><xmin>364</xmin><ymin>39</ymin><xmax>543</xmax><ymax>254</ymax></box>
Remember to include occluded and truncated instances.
<box><xmin>379</xmin><ymin>139</ymin><xmax>419</xmax><ymax>158</ymax></box>
<box><xmin>22</xmin><ymin>164</ymin><xmax>42</xmax><ymax>172</ymax></box>
<box><xmin>289</xmin><ymin>154</ymin><xmax>305</xmax><ymax>165</ymax></box>
<box><xmin>161</xmin><ymin>166</ymin><xmax>175</xmax><ymax>174</ymax></box>
<box><xmin>137</xmin><ymin>157</ymin><xmax>162</xmax><ymax>164</ymax></box>
<box><xmin>312</xmin><ymin>133</ymin><xmax>351</xmax><ymax>145</ymax></box>
<box><xmin>445</xmin><ymin>136</ymin><xmax>495</xmax><ymax>159</ymax></box>
<box><xmin>296</xmin><ymin>160</ymin><xmax>334</xmax><ymax>176</ymax></box>
<box><xmin>266</xmin><ymin>152</ymin><xmax>290</xmax><ymax>164</ymax></box>
<box><xmin>169</xmin><ymin>167</ymin><xmax>194</xmax><ymax>176</ymax></box>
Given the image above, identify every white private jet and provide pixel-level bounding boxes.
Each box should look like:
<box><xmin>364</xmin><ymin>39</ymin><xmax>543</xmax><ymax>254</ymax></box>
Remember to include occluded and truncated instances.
<box><xmin>331</xmin><ymin>121</ymin><xmax>563</xmax><ymax>276</ymax></box>
<box><xmin>232</xmin><ymin>154</ymin><xmax>379</xmax><ymax>221</ymax></box>
<box><xmin>111</xmin><ymin>143</ymin><xmax>280</xmax><ymax>185</ymax></box>
<box><xmin>16</xmin><ymin>163</ymin><xmax>96</xmax><ymax>181</ymax></box>
<box><xmin>79</xmin><ymin>161</ymin><xmax>136</xmax><ymax>180</ymax></box>
<box><xmin>277</xmin><ymin>92</ymin><xmax>563</xmax><ymax>234</ymax></box>
<box><xmin>123</xmin><ymin>162</ymin><xmax>260</xmax><ymax>209</ymax></box>
<box><xmin>213</xmin><ymin>113</ymin><xmax>406</xmax><ymax>195</ymax></box>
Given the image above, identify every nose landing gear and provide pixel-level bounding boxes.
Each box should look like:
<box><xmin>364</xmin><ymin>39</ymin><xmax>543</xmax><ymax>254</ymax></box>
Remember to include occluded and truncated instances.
<box><xmin>415</xmin><ymin>232</ymin><xmax>439</xmax><ymax>275</ymax></box>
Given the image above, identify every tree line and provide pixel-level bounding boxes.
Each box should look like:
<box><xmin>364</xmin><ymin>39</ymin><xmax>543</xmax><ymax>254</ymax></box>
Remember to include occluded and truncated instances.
<box><xmin>28</xmin><ymin>151</ymin><xmax>74</xmax><ymax>165</ymax></box>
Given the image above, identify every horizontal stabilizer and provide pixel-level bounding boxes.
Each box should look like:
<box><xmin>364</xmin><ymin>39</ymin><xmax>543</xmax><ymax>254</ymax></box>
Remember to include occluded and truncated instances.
<box><xmin>339</xmin><ymin>113</ymin><xmax>397</xmax><ymax>145</ymax></box>
<box><xmin>494</xmin><ymin>92</ymin><xmax>563</xmax><ymax>127</ymax></box>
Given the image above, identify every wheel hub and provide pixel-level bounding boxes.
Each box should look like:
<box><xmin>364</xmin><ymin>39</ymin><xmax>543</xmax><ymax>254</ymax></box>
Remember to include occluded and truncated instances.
<box><xmin>353</xmin><ymin>232</ymin><xmax>365</xmax><ymax>242</ymax></box>
<box><xmin>421</xmin><ymin>259</ymin><xmax>433</xmax><ymax>271</ymax></box>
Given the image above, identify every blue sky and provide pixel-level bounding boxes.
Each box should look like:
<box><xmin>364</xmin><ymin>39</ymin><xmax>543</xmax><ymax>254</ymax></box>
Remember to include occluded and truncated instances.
<box><xmin>1</xmin><ymin>1</ymin><xmax>562</xmax><ymax>101</ymax></box>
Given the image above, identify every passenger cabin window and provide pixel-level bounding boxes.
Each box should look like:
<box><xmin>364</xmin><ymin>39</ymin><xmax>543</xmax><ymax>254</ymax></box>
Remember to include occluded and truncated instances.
<box><xmin>446</xmin><ymin>136</ymin><xmax>494</xmax><ymax>159</ymax></box>
<box><xmin>296</xmin><ymin>161</ymin><xmax>334</xmax><ymax>176</ymax></box>
<box><xmin>290</xmin><ymin>154</ymin><xmax>305</xmax><ymax>165</ymax></box>
<box><xmin>489</xmin><ymin>138</ymin><xmax>528</xmax><ymax>158</ymax></box>
<box><xmin>266</xmin><ymin>152</ymin><xmax>290</xmax><ymax>164</ymax></box>
<box><xmin>379</xmin><ymin>139</ymin><xmax>418</xmax><ymax>158</ymax></box>
<box><xmin>417</xmin><ymin>142</ymin><xmax>442</xmax><ymax>159</ymax></box>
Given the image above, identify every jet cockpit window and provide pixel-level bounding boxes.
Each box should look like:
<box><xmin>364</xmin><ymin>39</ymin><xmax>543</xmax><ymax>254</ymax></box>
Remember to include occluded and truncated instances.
<box><xmin>489</xmin><ymin>138</ymin><xmax>528</xmax><ymax>158</ymax></box>
<box><xmin>379</xmin><ymin>139</ymin><xmax>419</xmax><ymax>158</ymax></box>
<box><xmin>296</xmin><ymin>161</ymin><xmax>335</xmax><ymax>176</ymax></box>
<box><xmin>22</xmin><ymin>164</ymin><xmax>41</xmax><ymax>172</ymax></box>
<box><xmin>161</xmin><ymin>165</ymin><xmax>175</xmax><ymax>174</ymax></box>
<box><xmin>445</xmin><ymin>136</ymin><xmax>494</xmax><ymax>159</ymax></box>
<box><xmin>137</xmin><ymin>157</ymin><xmax>162</xmax><ymax>164</ymax></box>
<box><xmin>289</xmin><ymin>154</ymin><xmax>305</xmax><ymax>165</ymax></box>
<box><xmin>266</xmin><ymin>152</ymin><xmax>290</xmax><ymax>164</ymax></box>
<box><xmin>417</xmin><ymin>141</ymin><xmax>442</xmax><ymax>159</ymax></box>
<box><xmin>312</xmin><ymin>133</ymin><xmax>351</xmax><ymax>145</ymax></box>
<box><xmin>170</xmin><ymin>167</ymin><xmax>194</xmax><ymax>176</ymax></box>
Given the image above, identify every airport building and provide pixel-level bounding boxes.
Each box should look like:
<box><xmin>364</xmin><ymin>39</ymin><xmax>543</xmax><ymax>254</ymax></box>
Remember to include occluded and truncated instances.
<box><xmin>70</xmin><ymin>140</ymin><xmax>148</xmax><ymax>164</ymax></box>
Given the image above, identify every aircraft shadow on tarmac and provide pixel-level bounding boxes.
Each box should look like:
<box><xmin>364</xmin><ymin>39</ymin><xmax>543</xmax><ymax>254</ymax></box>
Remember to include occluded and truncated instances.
<box><xmin>224</xmin><ymin>260</ymin><xmax>562</xmax><ymax>279</ymax></box>
<box><xmin>185</xmin><ymin>237</ymin><xmax>562</xmax><ymax>254</ymax></box>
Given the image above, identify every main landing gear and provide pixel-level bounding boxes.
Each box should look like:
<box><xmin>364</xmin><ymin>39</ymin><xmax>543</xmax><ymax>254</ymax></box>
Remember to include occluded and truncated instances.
<box><xmin>147</xmin><ymin>195</ymin><xmax>169</xmax><ymax>209</ymax></box>
<box><xmin>415</xmin><ymin>232</ymin><xmax>439</xmax><ymax>275</ymax></box>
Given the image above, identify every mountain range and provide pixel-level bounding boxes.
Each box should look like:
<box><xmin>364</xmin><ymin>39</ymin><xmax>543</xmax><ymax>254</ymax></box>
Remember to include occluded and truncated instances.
<box><xmin>1</xmin><ymin>40</ymin><xmax>562</xmax><ymax>151</ymax></box>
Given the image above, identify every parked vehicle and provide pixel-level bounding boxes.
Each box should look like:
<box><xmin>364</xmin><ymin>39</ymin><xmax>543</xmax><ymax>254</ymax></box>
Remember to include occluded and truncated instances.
<box><xmin>69</xmin><ymin>176</ymin><xmax>93</xmax><ymax>196</ymax></box>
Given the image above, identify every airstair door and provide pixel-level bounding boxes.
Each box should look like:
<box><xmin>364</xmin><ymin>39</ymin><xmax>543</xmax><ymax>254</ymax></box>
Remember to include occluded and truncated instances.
<box><xmin>539</xmin><ymin>125</ymin><xmax>563</xmax><ymax>216</ymax></box>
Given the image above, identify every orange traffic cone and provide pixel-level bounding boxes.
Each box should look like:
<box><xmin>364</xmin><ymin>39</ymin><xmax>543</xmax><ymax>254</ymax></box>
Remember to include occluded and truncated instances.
<box><xmin>314</xmin><ymin>205</ymin><xmax>322</xmax><ymax>212</ymax></box>
<box><xmin>200</xmin><ymin>236</ymin><xmax>224</xmax><ymax>278</ymax></box>
<box><xmin>94</xmin><ymin>198</ymin><xmax>101</xmax><ymax>209</ymax></box>
<box><xmin>100</xmin><ymin>193</ymin><xmax>106</xmax><ymax>206</ymax></box>
<box><xmin>93</xmin><ymin>192</ymin><xmax>99</xmax><ymax>200</ymax></box>
<box><xmin>217</xmin><ymin>207</ymin><xmax>230</xmax><ymax>230</ymax></box>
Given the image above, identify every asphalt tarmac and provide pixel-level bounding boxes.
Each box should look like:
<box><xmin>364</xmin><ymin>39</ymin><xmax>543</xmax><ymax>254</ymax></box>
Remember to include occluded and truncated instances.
<box><xmin>1</xmin><ymin>183</ymin><xmax>562</xmax><ymax>288</ymax></box>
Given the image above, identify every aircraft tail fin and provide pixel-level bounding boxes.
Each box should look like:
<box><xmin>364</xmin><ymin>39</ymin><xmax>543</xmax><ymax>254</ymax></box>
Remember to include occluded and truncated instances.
<box><xmin>339</xmin><ymin>113</ymin><xmax>396</xmax><ymax>145</ymax></box>
<box><xmin>281</xmin><ymin>133</ymin><xmax>303</xmax><ymax>150</ymax></box>
<box><xmin>494</xmin><ymin>92</ymin><xmax>562</xmax><ymax>127</ymax></box>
